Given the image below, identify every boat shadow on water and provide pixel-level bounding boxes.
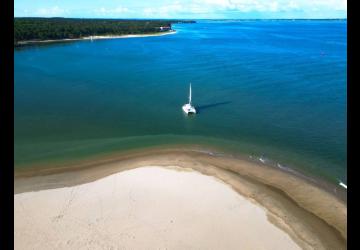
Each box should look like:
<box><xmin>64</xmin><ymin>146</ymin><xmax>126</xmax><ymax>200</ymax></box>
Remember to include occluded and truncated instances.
<box><xmin>196</xmin><ymin>101</ymin><xmax>232</xmax><ymax>114</ymax></box>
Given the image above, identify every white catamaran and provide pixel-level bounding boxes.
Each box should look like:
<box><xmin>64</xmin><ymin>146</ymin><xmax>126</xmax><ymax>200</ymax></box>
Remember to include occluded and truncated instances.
<box><xmin>182</xmin><ymin>83</ymin><xmax>196</xmax><ymax>115</ymax></box>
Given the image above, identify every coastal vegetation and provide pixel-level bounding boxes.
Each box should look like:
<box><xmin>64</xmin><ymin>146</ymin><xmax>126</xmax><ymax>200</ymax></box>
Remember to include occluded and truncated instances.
<box><xmin>14</xmin><ymin>18</ymin><xmax>195</xmax><ymax>45</ymax></box>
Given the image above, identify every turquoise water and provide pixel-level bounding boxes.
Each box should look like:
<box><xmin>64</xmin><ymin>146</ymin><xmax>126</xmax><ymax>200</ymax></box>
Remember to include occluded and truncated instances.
<box><xmin>15</xmin><ymin>20</ymin><xmax>346</xmax><ymax>183</ymax></box>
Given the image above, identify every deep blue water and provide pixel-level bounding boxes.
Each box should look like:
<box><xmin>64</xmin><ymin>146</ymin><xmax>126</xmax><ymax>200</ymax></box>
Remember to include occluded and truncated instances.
<box><xmin>14</xmin><ymin>20</ymin><xmax>347</xmax><ymax>183</ymax></box>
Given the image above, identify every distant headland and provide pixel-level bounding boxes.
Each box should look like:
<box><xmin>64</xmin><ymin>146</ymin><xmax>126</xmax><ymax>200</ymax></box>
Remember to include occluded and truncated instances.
<box><xmin>14</xmin><ymin>18</ymin><xmax>196</xmax><ymax>46</ymax></box>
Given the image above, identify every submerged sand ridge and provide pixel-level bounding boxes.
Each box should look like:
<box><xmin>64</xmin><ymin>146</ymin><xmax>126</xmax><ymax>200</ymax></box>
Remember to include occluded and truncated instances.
<box><xmin>15</xmin><ymin>166</ymin><xmax>301</xmax><ymax>250</ymax></box>
<box><xmin>15</xmin><ymin>148</ymin><xmax>347</xmax><ymax>249</ymax></box>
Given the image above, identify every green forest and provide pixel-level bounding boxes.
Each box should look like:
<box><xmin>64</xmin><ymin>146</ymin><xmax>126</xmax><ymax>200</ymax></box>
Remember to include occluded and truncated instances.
<box><xmin>14</xmin><ymin>18</ymin><xmax>195</xmax><ymax>45</ymax></box>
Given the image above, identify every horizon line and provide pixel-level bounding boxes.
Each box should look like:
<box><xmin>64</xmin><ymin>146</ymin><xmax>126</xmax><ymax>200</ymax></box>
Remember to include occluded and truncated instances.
<box><xmin>14</xmin><ymin>17</ymin><xmax>347</xmax><ymax>20</ymax></box>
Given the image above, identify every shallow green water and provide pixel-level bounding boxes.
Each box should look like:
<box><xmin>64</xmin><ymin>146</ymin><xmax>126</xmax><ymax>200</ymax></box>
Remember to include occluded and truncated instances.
<box><xmin>14</xmin><ymin>20</ymin><xmax>347</xmax><ymax>183</ymax></box>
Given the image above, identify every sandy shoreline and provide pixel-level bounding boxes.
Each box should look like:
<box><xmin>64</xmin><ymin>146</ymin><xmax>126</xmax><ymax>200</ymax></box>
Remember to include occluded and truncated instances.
<box><xmin>16</xmin><ymin>30</ymin><xmax>177</xmax><ymax>45</ymax></box>
<box><xmin>15</xmin><ymin>166</ymin><xmax>302</xmax><ymax>250</ymax></box>
<box><xmin>14</xmin><ymin>147</ymin><xmax>347</xmax><ymax>249</ymax></box>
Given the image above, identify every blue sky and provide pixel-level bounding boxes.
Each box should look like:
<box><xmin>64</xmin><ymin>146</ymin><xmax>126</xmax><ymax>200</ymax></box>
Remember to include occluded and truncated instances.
<box><xmin>14</xmin><ymin>0</ymin><xmax>347</xmax><ymax>19</ymax></box>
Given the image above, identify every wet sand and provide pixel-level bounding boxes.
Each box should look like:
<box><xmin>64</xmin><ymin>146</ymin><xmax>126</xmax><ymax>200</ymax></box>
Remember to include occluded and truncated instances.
<box><xmin>14</xmin><ymin>147</ymin><xmax>347</xmax><ymax>249</ymax></box>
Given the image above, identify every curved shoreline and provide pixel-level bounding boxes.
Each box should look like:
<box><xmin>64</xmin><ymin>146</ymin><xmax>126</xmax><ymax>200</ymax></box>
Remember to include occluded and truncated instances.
<box><xmin>15</xmin><ymin>30</ymin><xmax>177</xmax><ymax>46</ymax></box>
<box><xmin>14</xmin><ymin>144</ymin><xmax>347</xmax><ymax>201</ymax></box>
<box><xmin>14</xmin><ymin>147</ymin><xmax>347</xmax><ymax>249</ymax></box>
<box><xmin>15</xmin><ymin>166</ymin><xmax>302</xmax><ymax>250</ymax></box>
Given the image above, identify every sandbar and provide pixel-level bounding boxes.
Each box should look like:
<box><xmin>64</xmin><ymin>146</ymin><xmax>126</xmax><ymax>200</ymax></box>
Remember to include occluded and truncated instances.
<box><xmin>14</xmin><ymin>147</ymin><xmax>347</xmax><ymax>249</ymax></box>
<box><xmin>15</xmin><ymin>166</ymin><xmax>302</xmax><ymax>250</ymax></box>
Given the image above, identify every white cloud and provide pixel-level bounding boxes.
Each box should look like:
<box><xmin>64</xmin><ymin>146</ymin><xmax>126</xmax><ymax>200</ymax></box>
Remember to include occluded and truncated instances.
<box><xmin>35</xmin><ymin>6</ymin><xmax>68</xmax><ymax>17</ymax></box>
<box><xmin>95</xmin><ymin>6</ymin><xmax>130</xmax><ymax>15</ymax></box>
<box><xmin>21</xmin><ymin>0</ymin><xmax>346</xmax><ymax>19</ymax></box>
<box><xmin>141</xmin><ymin>0</ymin><xmax>346</xmax><ymax>17</ymax></box>
<box><xmin>143</xmin><ymin>2</ymin><xmax>185</xmax><ymax>17</ymax></box>
<box><xmin>140</xmin><ymin>0</ymin><xmax>296</xmax><ymax>17</ymax></box>
<box><xmin>193</xmin><ymin>0</ymin><xmax>305</xmax><ymax>12</ymax></box>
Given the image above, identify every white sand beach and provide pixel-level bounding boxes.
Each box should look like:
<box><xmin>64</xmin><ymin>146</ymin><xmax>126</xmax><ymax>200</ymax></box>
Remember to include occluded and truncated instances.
<box><xmin>14</xmin><ymin>166</ymin><xmax>301</xmax><ymax>250</ymax></box>
<box><xmin>16</xmin><ymin>30</ymin><xmax>177</xmax><ymax>45</ymax></box>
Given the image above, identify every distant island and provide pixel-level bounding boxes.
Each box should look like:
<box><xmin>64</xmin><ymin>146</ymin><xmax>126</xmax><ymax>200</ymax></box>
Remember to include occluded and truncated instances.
<box><xmin>14</xmin><ymin>18</ymin><xmax>196</xmax><ymax>46</ymax></box>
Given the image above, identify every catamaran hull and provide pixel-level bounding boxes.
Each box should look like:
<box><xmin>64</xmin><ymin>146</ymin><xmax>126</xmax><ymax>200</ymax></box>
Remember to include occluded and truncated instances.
<box><xmin>182</xmin><ymin>105</ymin><xmax>196</xmax><ymax>114</ymax></box>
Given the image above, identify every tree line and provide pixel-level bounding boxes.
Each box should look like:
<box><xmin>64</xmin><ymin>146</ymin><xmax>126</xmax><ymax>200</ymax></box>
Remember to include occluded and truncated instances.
<box><xmin>14</xmin><ymin>18</ymin><xmax>195</xmax><ymax>45</ymax></box>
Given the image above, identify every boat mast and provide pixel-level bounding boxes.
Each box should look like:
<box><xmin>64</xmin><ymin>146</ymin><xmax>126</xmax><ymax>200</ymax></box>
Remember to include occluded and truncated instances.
<box><xmin>189</xmin><ymin>83</ymin><xmax>192</xmax><ymax>105</ymax></box>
